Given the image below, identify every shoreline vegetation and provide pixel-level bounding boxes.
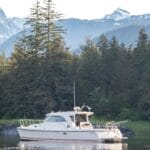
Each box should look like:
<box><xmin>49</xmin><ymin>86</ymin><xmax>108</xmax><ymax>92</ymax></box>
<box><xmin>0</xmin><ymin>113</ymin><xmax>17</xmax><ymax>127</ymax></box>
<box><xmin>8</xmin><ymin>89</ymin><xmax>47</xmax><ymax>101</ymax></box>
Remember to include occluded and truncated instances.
<box><xmin>0</xmin><ymin>119</ymin><xmax>150</xmax><ymax>139</ymax></box>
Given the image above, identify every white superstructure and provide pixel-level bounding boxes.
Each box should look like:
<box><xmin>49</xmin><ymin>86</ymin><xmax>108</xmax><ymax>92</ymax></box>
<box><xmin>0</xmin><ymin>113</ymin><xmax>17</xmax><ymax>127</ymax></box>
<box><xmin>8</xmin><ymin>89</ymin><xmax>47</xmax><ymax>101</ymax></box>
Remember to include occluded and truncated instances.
<box><xmin>17</xmin><ymin>106</ymin><xmax>127</xmax><ymax>142</ymax></box>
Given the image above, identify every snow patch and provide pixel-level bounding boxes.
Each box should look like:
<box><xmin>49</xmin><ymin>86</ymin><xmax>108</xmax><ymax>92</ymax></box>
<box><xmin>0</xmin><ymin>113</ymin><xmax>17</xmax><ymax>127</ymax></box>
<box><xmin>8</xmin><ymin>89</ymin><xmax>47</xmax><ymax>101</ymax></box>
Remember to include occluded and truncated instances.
<box><xmin>114</xmin><ymin>22</ymin><xmax>121</xmax><ymax>26</ymax></box>
<box><xmin>104</xmin><ymin>8</ymin><xmax>130</xmax><ymax>21</ymax></box>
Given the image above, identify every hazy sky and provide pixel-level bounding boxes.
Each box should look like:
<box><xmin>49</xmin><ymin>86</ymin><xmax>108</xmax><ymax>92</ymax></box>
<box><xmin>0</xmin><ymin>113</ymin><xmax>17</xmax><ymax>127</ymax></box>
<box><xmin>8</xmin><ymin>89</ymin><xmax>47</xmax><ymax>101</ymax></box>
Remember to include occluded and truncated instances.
<box><xmin>0</xmin><ymin>0</ymin><xmax>150</xmax><ymax>19</ymax></box>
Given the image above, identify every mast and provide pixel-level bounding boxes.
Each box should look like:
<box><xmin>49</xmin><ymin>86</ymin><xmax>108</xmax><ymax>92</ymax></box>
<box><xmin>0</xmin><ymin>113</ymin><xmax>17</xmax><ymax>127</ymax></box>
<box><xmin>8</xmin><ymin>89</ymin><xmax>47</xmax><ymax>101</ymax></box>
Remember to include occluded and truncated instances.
<box><xmin>73</xmin><ymin>80</ymin><xmax>76</xmax><ymax>127</ymax></box>
<box><xmin>73</xmin><ymin>80</ymin><xmax>76</xmax><ymax>108</ymax></box>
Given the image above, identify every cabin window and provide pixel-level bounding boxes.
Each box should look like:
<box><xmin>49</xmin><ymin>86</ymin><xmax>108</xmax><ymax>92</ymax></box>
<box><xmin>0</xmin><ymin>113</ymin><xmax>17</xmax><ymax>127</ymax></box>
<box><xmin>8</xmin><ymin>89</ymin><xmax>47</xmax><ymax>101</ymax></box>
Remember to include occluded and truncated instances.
<box><xmin>75</xmin><ymin>114</ymin><xmax>87</xmax><ymax>122</ymax></box>
<box><xmin>47</xmin><ymin>116</ymin><xmax>66</xmax><ymax>122</ymax></box>
<box><xmin>75</xmin><ymin>114</ymin><xmax>87</xmax><ymax>126</ymax></box>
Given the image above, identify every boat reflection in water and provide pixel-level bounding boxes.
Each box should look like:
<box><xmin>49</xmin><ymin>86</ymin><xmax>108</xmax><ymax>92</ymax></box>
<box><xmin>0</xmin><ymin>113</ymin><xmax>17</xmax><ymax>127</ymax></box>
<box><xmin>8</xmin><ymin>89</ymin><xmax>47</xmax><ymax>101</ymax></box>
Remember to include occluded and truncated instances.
<box><xmin>18</xmin><ymin>141</ymin><xmax>128</xmax><ymax>150</ymax></box>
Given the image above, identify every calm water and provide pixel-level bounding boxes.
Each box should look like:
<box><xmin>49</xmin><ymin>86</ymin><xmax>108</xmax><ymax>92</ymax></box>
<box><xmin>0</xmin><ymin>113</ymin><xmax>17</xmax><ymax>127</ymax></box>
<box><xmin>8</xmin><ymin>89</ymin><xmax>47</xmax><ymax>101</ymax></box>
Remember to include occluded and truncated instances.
<box><xmin>0</xmin><ymin>135</ymin><xmax>150</xmax><ymax>150</ymax></box>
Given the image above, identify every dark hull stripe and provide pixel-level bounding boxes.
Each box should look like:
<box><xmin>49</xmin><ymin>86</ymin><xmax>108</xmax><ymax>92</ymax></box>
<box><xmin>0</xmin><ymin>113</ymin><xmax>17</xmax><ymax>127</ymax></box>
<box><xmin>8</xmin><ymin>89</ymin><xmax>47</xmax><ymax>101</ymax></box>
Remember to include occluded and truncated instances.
<box><xmin>20</xmin><ymin>137</ymin><xmax>104</xmax><ymax>142</ymax></box>
<box><xmin>17</xmin><ymin>128</ymin><xmax>108</xmax><ymax>133</ymax></box>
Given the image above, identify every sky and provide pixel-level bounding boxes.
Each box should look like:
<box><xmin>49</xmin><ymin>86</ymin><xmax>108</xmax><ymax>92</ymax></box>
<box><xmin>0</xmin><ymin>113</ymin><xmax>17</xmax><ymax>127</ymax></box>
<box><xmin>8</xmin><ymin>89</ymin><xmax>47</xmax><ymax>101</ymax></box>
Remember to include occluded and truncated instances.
<box><xmin>0</xmin><ymin>0</ymin><xmax>150</xmax><ymax>19</ymax></box>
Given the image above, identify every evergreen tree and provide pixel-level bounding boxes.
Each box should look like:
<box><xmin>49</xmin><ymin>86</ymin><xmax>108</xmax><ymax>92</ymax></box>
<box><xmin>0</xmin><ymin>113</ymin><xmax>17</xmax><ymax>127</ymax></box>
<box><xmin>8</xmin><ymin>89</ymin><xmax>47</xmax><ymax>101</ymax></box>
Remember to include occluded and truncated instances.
<box><xmin>41</xmin><ymin>0</ymin><xmax>63</xmax><ymax>55</ymax></box>
<box><xmin>131</xmin><ymin>28</ymin><xmax>149</xmax><ymax>108</ymax></box>
<box><xmin>25</xmin><ymin>0</ymin><xmax>44</xmax><ymax>55</ymax></box>
<box><xmin>0</xmin><ymin>53</ymin><xmax>9</xmax><ymax>118</ymax></box>
<box><xmin>78</xmin><ymin>38</ymin><xmax>101</xmax><ymax>106</ymax></box>
<box><xmin>132</xmin><ymin>28</ymin><xmax>150</xmax><ymax>119</ymax></box>
<box><xmin>97</xmin><ymin>34</ymin><xmax>108</xmax><ymax>55</ymax></box>
<box><xmin>95</xmin><ymin>36</ymin><xmax>131</xmax><ymax>117</ymax></box>
<box><xmin>2</xmin><ymin>0</ymin><xmax>67</xmax><ymax>118</ymax></box>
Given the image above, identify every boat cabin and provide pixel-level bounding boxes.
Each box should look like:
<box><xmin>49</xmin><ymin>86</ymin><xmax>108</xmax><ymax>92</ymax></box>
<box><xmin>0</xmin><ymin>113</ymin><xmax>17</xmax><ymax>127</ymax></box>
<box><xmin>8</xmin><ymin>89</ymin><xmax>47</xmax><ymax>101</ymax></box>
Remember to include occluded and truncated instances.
<box><xmin>44</xmin><ymin>106</ymin><xmax>94</xmax><ymax>129</ymax></box>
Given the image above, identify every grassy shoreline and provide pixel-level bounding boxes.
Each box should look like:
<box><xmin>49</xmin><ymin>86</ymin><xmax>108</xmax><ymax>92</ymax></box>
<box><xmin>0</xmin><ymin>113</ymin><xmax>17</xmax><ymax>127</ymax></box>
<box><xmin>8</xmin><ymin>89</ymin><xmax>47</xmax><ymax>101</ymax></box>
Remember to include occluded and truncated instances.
<box><xmin>0</xmin><ymin>119</ymin><xmax>20</xmax><ymax>126</ymax></box>
<box><xmin>0</xmin><ymin>119</ymin><xmax>150</xmax><ymax>139</ymax></box>
<box><xmin>123</xmin><ymin>121</ymin><xmax>150</xmax><ymax>139</ymax></box>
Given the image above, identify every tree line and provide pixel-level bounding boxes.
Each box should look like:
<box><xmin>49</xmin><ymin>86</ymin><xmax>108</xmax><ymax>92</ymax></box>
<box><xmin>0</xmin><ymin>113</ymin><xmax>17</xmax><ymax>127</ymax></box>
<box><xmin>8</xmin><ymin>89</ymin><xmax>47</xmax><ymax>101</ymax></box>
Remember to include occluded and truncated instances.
<box><xmin>0</xmin><ymin>0</ymin><xmax>150</xmax><ymax>120</ymax></box>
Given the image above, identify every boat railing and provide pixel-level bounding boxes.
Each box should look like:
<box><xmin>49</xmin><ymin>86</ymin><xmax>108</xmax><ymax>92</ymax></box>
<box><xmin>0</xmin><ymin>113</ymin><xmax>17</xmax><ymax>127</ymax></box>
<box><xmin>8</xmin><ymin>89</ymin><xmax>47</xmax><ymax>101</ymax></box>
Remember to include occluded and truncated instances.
<box><xmin>93</xmin><ymin>120</ymin><xmax>128</xmax><ymax>129</ymax></box>
<box><xmin>105</xmin><ymin>120</ymin><xmax>128</xmax><ymax>128</ymax></box>
<box><xmin>19</xmin><ymin>119</ymin><xmax>43</xmax><ymax>127</ymax></box>
<box><xmin>93</xmin><ymin>123</ymin><xmax>103</xmax><ymax>129</ymax></box>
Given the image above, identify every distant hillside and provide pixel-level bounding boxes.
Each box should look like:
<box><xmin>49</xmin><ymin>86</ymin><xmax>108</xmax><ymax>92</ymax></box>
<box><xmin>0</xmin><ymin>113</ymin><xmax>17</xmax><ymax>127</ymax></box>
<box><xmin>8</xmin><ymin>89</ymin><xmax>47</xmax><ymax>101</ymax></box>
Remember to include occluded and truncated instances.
<box><xmin>95</xmin><ymin>25</ymin><xmax>150</xmax><ymax>46</ymax></box>
<box><xmin>0</xmin><ymin>7</ymin><xmax>25</xmax><ymax>45</ymax></box>
<box><xmin>1</xmin><ymin>8</ymin><xmax>150</xmax><ymax>56</ymax></box>
<box><xmin>0</xmin><ymin>32</ymin><xmax>21</xmax><ymax>57</ymax></box>
<box><xmin>94</xmin><ymin>25</ymin><xmax>142</xmax><ymax>46</ymax></box>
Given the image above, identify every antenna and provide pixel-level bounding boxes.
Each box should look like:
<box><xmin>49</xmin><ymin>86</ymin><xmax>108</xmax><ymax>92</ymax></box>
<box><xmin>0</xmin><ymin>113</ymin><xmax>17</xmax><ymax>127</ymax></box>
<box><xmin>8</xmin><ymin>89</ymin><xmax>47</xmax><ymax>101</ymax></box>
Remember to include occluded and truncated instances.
<box><xmin>73</xmin><ymin>80</ymin><xmax>76</xmax><ymax>108</ymax></box>
<box><xmin>73</xmin><ymin>81</ymin><xmax>77</xmax><ymax>127</ymax></box>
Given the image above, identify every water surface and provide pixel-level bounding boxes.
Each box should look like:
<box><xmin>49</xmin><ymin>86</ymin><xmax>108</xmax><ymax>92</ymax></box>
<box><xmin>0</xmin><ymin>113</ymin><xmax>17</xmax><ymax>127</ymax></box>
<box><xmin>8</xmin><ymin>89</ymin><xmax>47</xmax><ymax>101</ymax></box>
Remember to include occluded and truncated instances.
<box><xmin>0</xmin><ymin>135</ymin><xmax>149</xmax><ymax>150</ymax></box>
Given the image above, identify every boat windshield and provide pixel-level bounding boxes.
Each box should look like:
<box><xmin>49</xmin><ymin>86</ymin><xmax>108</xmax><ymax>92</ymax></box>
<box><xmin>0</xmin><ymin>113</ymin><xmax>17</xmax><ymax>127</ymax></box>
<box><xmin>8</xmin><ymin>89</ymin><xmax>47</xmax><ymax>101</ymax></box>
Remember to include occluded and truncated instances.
<box><xmin>45</xmin><ymin>116</ymin><xmax>66</xmax><ymax>122</ymax></box>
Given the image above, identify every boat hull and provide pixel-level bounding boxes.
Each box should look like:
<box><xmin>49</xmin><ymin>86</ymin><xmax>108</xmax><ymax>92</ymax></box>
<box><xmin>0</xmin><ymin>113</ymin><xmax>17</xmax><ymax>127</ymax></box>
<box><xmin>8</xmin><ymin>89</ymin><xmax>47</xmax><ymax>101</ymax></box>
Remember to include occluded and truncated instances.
<box><xmin>17</xmin><ymin>127</ymin><xmax>124</xmax><ymax>142</ymax></box>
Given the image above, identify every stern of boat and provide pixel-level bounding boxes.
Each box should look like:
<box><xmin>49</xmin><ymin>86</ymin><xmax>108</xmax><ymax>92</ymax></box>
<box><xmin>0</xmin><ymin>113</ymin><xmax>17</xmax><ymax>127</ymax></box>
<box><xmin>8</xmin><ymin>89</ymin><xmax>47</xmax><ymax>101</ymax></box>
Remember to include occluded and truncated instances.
<box><xmin>96</xmin><ymin>128</ymin><xmax>126</xmax><ymax>142</ymax></box>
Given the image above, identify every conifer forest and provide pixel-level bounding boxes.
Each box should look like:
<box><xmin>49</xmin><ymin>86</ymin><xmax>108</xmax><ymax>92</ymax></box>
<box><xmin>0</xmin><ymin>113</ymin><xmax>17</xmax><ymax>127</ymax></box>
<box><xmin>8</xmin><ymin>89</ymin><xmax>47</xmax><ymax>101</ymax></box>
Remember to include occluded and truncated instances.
<box><xmin>0</xmin><ymin>0</ymin><xmax>150</xmax><ymax>120</ymax></box>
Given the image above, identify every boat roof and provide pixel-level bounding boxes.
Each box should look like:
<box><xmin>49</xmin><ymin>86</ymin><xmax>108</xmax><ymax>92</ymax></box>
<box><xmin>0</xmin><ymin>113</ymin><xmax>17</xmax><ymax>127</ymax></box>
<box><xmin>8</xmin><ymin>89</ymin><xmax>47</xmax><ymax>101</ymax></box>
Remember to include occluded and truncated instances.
<box><xmin>46</xmin><ymin>110</ymin><xmax>94</xmax><ymax>117</ymax></box>
<box><xmin>46</xmin><ymin>106</ymin><xmax>94</xmax><ymax>117</ymax></box>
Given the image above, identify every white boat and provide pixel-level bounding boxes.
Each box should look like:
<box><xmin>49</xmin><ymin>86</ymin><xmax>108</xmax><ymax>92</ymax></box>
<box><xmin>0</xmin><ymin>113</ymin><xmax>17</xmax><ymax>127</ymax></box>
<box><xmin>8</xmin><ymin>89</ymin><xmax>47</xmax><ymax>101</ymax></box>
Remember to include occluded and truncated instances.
<box><xmin>17</xmin><ymin>106</ymin><xmax>127</xmax><ymax>142</ymax></box>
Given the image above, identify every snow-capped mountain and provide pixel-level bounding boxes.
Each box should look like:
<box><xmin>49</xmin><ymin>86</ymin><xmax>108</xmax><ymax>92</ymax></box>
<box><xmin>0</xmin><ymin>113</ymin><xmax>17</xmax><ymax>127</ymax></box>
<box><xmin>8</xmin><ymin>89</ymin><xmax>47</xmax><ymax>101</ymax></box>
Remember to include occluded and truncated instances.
<box><xmin>59</xmin><ymin>9</ymin><xmax>150</xmax><ymax>49</ymax></box>
<box><xmin>1</xmin><ymin>7</ymin><xmax>150</xmax><ymax>56</ymax></box>
<box><xmin>104</xmin><ymin>8</ymin><xmax>130</xmax><ymax>20</ymax></box>
<box><xmin>9</xmin><ymin>17</ymin><xmax>26</xmax><ymax>31</ymax></box>
<box><xmin>0</xmin><ymin>7</ymin><xmax>7</xmax><ymax>20</ymax></box>
<box><xmin>0</xmin><ymin>7</ymin><xmax>25</xmax><ymax>45</ymax></box>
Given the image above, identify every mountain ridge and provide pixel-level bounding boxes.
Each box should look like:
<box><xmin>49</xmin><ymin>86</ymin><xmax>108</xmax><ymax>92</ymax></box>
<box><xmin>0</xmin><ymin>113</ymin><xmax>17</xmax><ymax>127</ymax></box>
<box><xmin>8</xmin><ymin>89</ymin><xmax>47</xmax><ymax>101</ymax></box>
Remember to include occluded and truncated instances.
<box><xmin>0</xmin><ymin>8</ymin><xmax>150</xmax><ymax>56</ymax></box>
<box><xmin>104</xmin><ymin>8</ymin><xmax>130</xmax><ymax>21</ymax></box>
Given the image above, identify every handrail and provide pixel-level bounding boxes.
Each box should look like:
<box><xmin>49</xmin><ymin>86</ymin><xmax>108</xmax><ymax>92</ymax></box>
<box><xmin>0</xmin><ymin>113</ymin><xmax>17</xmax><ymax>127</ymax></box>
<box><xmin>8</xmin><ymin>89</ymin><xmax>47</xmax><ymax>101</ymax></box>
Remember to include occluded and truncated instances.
<box><xmin>19</xmin><ymin>119</ymin><xmax>43</xmax><ymax>127</ymax></box>
<box><xmin>105</xmin><ymin>120</ymin><xmax>128</xmax><ymax>128</ymax></box>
